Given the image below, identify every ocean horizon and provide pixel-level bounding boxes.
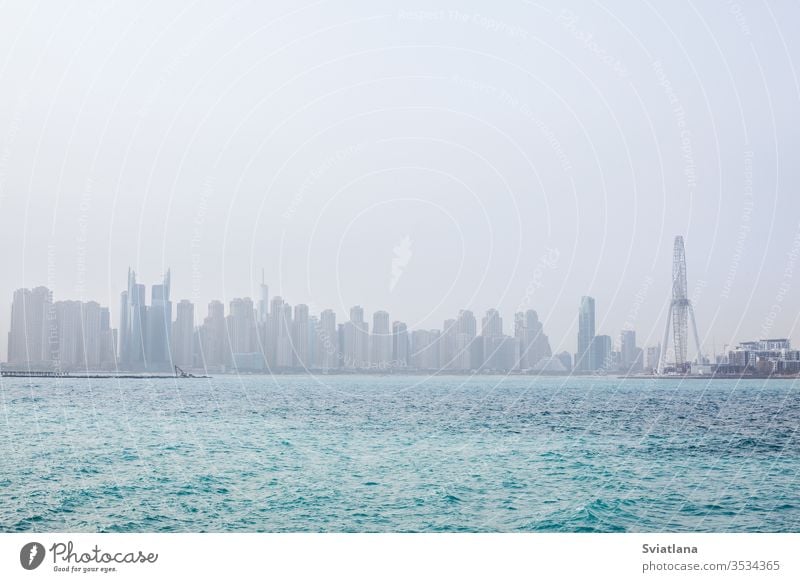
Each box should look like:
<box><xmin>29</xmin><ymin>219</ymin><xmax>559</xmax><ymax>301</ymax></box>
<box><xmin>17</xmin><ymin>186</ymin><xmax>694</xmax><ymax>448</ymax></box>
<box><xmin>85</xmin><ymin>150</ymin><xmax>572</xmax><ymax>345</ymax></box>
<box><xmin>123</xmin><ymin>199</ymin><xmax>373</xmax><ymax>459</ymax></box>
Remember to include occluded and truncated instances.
<box><xmin>2</xmin><ymin>375</ymin><xmax>798</xmax><ymax>533</ymax></box>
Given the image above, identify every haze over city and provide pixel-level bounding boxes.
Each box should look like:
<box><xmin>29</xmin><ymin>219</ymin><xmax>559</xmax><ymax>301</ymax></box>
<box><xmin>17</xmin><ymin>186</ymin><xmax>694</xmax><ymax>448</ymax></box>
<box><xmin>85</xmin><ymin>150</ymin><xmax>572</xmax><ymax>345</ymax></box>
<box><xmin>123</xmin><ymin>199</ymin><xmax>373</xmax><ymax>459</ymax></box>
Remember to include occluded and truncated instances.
<box><xmin>1</xmin><ymin>1</ymin><xmax>799</xmax><ymax>361</ymax></box>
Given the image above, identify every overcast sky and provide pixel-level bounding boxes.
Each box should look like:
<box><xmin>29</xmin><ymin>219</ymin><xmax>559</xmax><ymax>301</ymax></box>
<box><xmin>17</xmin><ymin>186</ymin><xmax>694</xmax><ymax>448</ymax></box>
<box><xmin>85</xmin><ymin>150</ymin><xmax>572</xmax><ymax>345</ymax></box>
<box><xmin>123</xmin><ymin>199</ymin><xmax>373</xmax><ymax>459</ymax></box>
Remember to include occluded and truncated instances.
<box><xmin>1</xmin><ymin>0</ymin><xmax>799</xmax><ymax>358</ymax></box>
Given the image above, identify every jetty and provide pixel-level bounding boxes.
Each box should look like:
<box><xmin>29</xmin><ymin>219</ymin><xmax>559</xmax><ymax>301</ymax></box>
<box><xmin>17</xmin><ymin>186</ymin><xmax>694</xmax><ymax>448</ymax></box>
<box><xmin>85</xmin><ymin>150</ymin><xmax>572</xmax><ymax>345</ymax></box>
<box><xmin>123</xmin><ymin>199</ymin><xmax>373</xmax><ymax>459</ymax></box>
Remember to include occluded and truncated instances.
<box><xmin>0</xmin><ymin>366</ymin><xmax>209</xmax><ymax>379</ymax></box>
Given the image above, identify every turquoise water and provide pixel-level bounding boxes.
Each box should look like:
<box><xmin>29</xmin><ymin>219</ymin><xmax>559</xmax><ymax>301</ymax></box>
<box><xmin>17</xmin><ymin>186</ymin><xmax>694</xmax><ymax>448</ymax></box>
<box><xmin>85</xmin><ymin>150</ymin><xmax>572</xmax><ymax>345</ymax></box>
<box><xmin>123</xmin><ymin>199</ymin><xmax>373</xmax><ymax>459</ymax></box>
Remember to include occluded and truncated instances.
<box><xmin>1</xmin><ymin>375</ymin><xmax>798</xmax><ymax>532</ymax></box>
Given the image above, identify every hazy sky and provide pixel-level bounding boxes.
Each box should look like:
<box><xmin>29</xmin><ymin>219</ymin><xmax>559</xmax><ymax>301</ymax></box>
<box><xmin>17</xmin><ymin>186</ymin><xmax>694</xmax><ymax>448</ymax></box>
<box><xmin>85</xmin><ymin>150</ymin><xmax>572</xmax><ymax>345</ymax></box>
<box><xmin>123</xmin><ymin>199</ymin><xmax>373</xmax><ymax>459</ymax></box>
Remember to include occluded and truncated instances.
<box><xmin>1</xmin><ymin>0</ymin><xmax>799</xmax><ymax>358</ymax></box>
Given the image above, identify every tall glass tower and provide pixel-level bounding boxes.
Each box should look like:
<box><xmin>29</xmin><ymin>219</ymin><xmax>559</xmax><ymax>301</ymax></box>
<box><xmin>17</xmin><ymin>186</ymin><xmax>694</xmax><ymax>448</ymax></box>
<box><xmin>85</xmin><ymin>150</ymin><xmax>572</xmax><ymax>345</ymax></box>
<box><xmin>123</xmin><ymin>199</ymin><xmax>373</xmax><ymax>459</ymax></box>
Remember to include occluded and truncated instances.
<box><xmin>577</xmin><ymin>296</ymin><xmax>596</xmax><ymax>372</ymax></box>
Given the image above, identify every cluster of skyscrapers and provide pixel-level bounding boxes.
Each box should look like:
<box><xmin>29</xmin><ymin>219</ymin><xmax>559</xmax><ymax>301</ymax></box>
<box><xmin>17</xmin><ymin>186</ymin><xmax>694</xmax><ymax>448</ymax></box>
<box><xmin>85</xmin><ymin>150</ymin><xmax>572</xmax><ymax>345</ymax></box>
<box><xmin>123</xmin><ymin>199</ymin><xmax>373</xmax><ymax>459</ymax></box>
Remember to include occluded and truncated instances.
<box><xmin>8</xmin><ymin>237</ymin><xmax>793</xmax><ymax>377</ymax></box>
<box><xmin>6</xmin><ymin>272</ymin><xmax>792</xmax><ymax>377</ymax></box>
<box><xmin>5</xmin><ymin>286</ymin><xmax>116</xmax><ymax>370</ymax></box>
<box><xmin>574</xmin><ymin>295</ymin><xmax>645</xmax><ymax>375</ymax></box>
<box><xmin>5</xmin><ymin>268</ymin><xmax>561</xmax><ymax>374</ymax></box>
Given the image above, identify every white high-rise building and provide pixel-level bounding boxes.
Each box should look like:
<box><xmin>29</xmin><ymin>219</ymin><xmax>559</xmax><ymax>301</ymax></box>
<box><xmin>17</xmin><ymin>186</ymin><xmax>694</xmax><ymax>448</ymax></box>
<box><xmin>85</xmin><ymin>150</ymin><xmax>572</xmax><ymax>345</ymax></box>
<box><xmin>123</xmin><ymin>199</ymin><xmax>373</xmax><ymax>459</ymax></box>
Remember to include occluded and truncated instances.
<box><xmin>440</xmin><ymin>318</ymin><xmax>457</xmax><ymax>370</ymax></box>
<box><xmin>342</xmin><ymin>306</ymin><xmax>368</xmax><ymax>369</ymax></box>
<box><xmin>7</xmin><ymin>286</ymin><xmax>53</xmax><ymax>367</ymax></box>
<box><xmin>146</xmin><ymin>271</ymin><xmax>172</xmax><ymax>371</ymax></box>
<box><xmin>81</xmin><ymin>301</ymin><xmax>103</xmax><ymax>370</ymax></box>
<box><xmin>515</xmin><ymin>310</ymin><xmax>551</xmax><ymax>369</ymax></box>
<box><xmin>411</xmin><ymin>329</ymin><xmax>438</xmax><ymax>370</ymax></box>
<box><xmin>55</xmin><ymin>300</ymin><xmax>83</xmax><ymax>369</ymax></box>
<box><xmin>620</xmin><ymin>329</ymin><xmax>642</xmax><ymax>373</ymax></box>
<box><xmin>370</xmin><ymin>310</ymin><xmax>391</xmax><ymax>370</ymax></box>
<box><xmin>577</xmin><ymin>296</ymin><xmax>596</xmax><ymax>372</ymax></box>
<box><xmin>392</xmin><ymin>321</ymin><xmax>409</xmax><ymax>369</ymax></box>
<box><xmin>199</xmin><ymin>300</ymin><xmax>226</xmax><ymax>369</ymax></box>
<box><xmin>317</xmin><ymin>309</ymin><xmax>338</xmax><ymax>371</ymax></box>
<box><xmin>257</xmin><ymin>271</ymin><xmax>269</xmax><ymax>325</ymax></box>
<box><xmin>276</xmin><ymin>303</ymin><xmax>294</xmax><ymax>368</ymax></box>
<box><xmin>455</xmin><ymin>310</ymin><xmax>477</xmax><ymax>371</ymax></box>
<box><xmin>292</xmin><ymin>304</ymin><xmax>309</xmax><ymax>368</ymax></box>
<box><xmin>172</xmin><ymin>300</ymin><xmax>194</xmax><ymax>368</ymax></box>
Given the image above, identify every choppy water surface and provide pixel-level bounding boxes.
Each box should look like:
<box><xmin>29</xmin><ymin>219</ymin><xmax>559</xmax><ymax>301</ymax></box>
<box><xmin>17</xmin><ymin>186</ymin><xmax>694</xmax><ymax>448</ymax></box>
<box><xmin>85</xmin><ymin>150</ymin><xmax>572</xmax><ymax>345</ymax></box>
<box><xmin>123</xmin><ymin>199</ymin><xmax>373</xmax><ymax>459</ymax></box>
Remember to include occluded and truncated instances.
<box><xmin>1</xmin><ymin>375</ymin><xmax>798</xmax><ymax>532</ymax></box>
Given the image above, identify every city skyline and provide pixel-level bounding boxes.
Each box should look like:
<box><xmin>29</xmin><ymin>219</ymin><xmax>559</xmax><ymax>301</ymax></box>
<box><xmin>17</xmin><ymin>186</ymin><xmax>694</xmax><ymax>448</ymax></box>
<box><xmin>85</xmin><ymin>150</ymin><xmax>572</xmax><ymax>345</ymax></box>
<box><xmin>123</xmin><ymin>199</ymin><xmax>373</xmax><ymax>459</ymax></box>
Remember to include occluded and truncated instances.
<box><xmin>2</xmin><ymin>235</ymin><xmax>800</xmax><ymax>373</ymax></box>
<box><xmin>5</xmin><ymin>248</ymin><xmax>796</xmax><ymax>375</ymax></box>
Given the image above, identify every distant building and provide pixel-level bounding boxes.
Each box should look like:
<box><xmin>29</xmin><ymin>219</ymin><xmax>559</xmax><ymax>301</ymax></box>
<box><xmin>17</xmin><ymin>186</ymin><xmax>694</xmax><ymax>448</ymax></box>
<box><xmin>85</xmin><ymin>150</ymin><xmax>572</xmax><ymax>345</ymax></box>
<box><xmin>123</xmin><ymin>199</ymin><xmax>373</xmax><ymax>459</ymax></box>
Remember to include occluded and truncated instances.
<box><xmin>556</xmin><ymin>351</ymin><xmax>572</xmax><ymax>372</ymax></box>
<box><xmin>726</xmin><ymin>339</ymin><xmax>800</xmax><ymax>374</ymax></box>
<box><xmin>198</xmin><ymin>300</ymin><xmax>226</xmax><ymax>370</ymax></box>
<box><xmin>7</xmin><ymin>286</ymin><xmax>54</xmax><ymax>367</ymax></box>
<box><xmin>80</xmin><ymin>301</ymin><xmax>103</xmax><ymax>370</ymax></box>
<box><xmin>6</xmin><ymin>288</ymin><xmax>116</xmax><ymax>372</ymax></box>
<box><xmin>481</xmin><ymin>308</ymin><xmax>503</xmax><ymax>338</ymax></box>
<box><xmin>619</xmin><ymin>330</ymin><xmax>643</xmax><ymax>373</ymax></box>
<box><xmin>456</xmin><ymin>310</ymin><xmax>477</xmax><ymax>371</ymax></box>
<box><xmin>275</xmin><ymin>303</ymin><xmax>294</xmax><ymax>368</ymax></box>
<box><xmin>410</xmin><ymin>329</ymin><xmax>440</xmax><ymax>370</ymax></box>
<box><xmin>576</xmin><ymin>296</ymin><xmax>596</xmax><ymax>372</ymax></box>
<box><xmin>645</xmin><ymin>345</ymin><xmax>661</xmax><ymax>372</ymax></box>
<box><xmin>342</xmin><ymin>306</ymin><xmax>369</xmax><ymax>369</ymax></box>
<box><xmin>227</xmin><ymin>297</ymin><xmax>255</xmax><ymax>357</ymax></box>
<box><xmin>292</xmin><ymin>304</ymin><xmax>310</xmax><ymax>368</ymax></box>
<box><xmin>392</xmin><ymin>321</ymin><xmax>409</xmax><ymax>369</ymax></box>
<box><xmin>146</xmin><ymin>271</ymin><xmax>172</xmax><ymax>371</ymax></box>
<box><xmin>515</xmin><ymin>310</ymin><xmax>552</xmax><ymax>369</ymax></box>
<box><xmin>316</xmin><ymin>309</ymin><xmax>338</xmax><ymax>371</ymax></box>
<box><xmin>480</xmin><ymin>309</ymin><xmax>515</xmax><ymax>371</ymax></box>
<box><xmin>370</xmin><ymin>310</ymin><xmax>391</xmax><ymax>370</ymax></box>
<box><xmin>118</xmin><ymin>269</ymin><xmax>172</xmax><ymax>371</ymax></box>
<box><xmin>441</xmin><ymin>318</ymin><xmax>457</xmax><ymax>370</ymax></box>
<box><xmin>592</xmin><ymin>335</ymin><xmax>613</xmax><ymax>373</ymax></box>
<box><xmin>308</xmin><ymin>315</ymin><xmax>318</xmax><ymax>368</ymax></box>
<box><xmin>55</xmin><ymin>301</ymin><xmax>83</xmax><ymax>368</ymax></box>
<box><xmin>172</xmin><ymin>300</ymin><xmax>194</xmax><ymax>368</ymax></box>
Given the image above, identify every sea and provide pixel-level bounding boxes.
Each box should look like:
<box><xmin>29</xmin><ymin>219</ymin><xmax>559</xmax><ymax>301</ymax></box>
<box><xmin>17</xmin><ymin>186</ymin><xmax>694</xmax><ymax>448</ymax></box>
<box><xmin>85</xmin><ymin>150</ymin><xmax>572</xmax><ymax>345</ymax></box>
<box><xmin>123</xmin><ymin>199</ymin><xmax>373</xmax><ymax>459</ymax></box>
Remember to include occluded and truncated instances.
<box><xmin>1</xmin><ymin>375</ymin><xmax>798</xmax><ymax>532</ymax></box>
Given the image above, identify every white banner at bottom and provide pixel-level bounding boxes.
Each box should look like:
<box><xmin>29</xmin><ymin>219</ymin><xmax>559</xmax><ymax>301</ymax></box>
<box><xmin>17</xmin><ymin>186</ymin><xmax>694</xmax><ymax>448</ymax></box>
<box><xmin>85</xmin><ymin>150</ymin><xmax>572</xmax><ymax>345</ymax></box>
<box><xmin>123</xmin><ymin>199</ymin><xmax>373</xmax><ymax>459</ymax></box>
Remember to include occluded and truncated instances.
<box><xmin>0</xmin><ymin>533</ymin><xmax>796</xmax><ymax>581</ymax></box>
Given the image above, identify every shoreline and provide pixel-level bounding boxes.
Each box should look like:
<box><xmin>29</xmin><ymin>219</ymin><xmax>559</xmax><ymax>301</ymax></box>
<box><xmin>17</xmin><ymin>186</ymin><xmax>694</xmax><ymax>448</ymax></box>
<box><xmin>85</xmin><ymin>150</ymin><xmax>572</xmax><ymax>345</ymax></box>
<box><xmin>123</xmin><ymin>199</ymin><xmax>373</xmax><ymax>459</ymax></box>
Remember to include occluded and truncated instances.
<box><xmin>2</xmin><ymin>370</ymin><xmax>797</xmax><ymax>380</ymax></box>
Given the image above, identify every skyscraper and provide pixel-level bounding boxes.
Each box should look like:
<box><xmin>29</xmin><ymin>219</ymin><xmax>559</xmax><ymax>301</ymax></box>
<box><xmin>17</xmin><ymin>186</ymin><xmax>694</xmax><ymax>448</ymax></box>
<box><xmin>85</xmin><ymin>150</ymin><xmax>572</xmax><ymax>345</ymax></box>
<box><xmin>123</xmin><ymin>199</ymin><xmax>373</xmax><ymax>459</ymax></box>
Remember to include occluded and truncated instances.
<box><xmin>371</xmin><ymin>310</ymin><xmax>391</xmax><ymax>370</ymax></box>
<box><xmin>514</xmin><ymin>312</ymin><xmax>526</xmax><ymax>369</ymax></box>
<box><xmin>308</xmin><ymin>315</ymin><xmax>318</xmax><ymax>369</ymax></box>
<box><xmin>441</xmin><ymin>318</ymin><xmax>457</xmax><ymax>370</ymax></box>
<box><xmin>55</xmin><ymin>300</ymin><xmax>83</xmax><ymax>369</ymax></box>
<box><xmin>80</xmin><ymin>301</ymin><xmax>103</xmax><ymax>370</ymax></box>
<box><xmin>342</xmin><ymin>306</ymin><xmax>368</xmax><ymax>369</ymax></box>
<box><xmin>257</xmin><ymin>270</ymin><xmax>269</xmax><ymax>325</ymax></box>
<box><xmin>119</xmin><ymin>269</ymin><xmax>148</xmax><ymax>369</ymax></box>
<box><xmin>456</xmin><ymin>309</ymin><xmax>477</xmax><ymax>371</ymax></box>
<box><xmin>410</xmin><ymin>329</ymin><xmax>439</xmax><ymax>370</ymax></box>
<box><xmin>267</xmin><ymin>295</ymin><xmax>285</xmax><ymax>368</ymax></box>
<box><xmin>481</xmin><ymin>308</ymin><xmax>513</xmax><ymax>371</ymax></box>
<box><xmin>645</xmin><ymin>344</ymin><xmax>662</xmax><ymax>373</ymax></box>
<box><xmin>276</xmin><ymin>302</ymin><xmax>294</xmax><ymax>368</ymax></box>
<box><xmin>227</xmin><ymin>297</ymin><xmax>256</xmax><ymax>366</ymax></box>
<box><xmin>481</xmin><ymin>308</ymin><xmax>503</xmax><ymax>337</ymax></box>
<box><xmin>146</xmin><ymin>270</ymin><xmax>172</xmax><ymax>371</ymax></box>
<box><xmin>292</xmin><ymin>304</ymin><xmax>310</xmax><ymax>368</ymax></box>
<box><xmin>392</xmin><ymin>321</ymin><xmax>409</xmax><ymax>369</ymax></box>
<box><xmin>577</xmin><ymin>296</ymin><xmax>596</xmax><ymax>372</ymax></box>
<box><xmin>172</xmin><ymin>299</ymin><xmax>194</xmax><ymax>368</ymax></box>
<box><xmin>316</xmin><ymin>309</ymin><xmax>338</xmax><ymax>371</ymax></box>
<box><xmin>592</xmin><ymin>334</ymin><xmax>612</xmax><ymax>373</ymax></box>
<box><xmin>7</xmin><ymin>286</ymin><xmax>53</xmax><ymax>367</ymax></box>
<box><xmin>199</xmin><ymin>300</ymin><xmax>226</xmax><ymax>369</ymax></box>
<box><xmin>556</xmin><ymin>351</ymin><xmax>572</xmax><ymax>372</ymax></box>
<box><xmin>519</xmin><ymin>310</ymin><xmax>552</xmax><ymax>369</ymax></box>
<box><xmin>619</xmin><ymin>329</ymin><xmax>642</xmax><ymax>373</ymax></box>
<box><xmin>118</xmin><ymin>289</ymin><xmax>129</xmax><ymax>366</ymax></box>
